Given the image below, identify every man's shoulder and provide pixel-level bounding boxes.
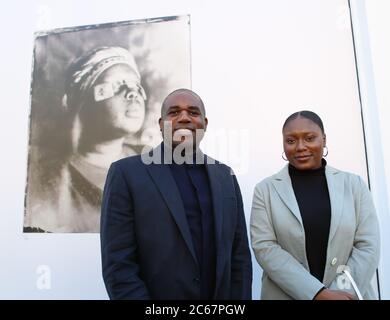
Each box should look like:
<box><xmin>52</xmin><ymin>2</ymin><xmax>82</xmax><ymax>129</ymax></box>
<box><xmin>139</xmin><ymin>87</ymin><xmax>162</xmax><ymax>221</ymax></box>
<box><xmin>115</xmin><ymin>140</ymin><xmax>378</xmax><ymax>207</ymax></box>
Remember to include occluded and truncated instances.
<box><xmin>204</xmin><ymin>155</ymin><xmax>236</xmax><ymax>176</ymax></box>
<box><xmin>113</xmin><ymin>154</ymin><xmax>146</xmax><ymax>170</ymax></box>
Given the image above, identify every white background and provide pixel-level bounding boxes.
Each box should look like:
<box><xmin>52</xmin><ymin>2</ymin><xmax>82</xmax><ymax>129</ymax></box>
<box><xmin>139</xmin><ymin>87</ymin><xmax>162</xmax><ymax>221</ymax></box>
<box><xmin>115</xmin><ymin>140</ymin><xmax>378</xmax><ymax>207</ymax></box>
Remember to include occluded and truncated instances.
<box><xmin>352</xmin><ymin>0</ymin><xmax>390</xmax><ymax>299</ymax></box>
<box><xmin>0</xmin><ymin>0</ymin><xmax>386</xmax><ymax>299</ymax></box>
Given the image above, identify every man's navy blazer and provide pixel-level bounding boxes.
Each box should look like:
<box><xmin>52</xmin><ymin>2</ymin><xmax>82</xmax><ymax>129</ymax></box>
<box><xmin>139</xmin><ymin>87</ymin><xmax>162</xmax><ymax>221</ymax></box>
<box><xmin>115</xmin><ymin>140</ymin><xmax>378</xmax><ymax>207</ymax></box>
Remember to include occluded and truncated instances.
<box><xmin>100</xmin><ymin>145</ymin><xmax>252</xmax><ymax>299</ymax></box>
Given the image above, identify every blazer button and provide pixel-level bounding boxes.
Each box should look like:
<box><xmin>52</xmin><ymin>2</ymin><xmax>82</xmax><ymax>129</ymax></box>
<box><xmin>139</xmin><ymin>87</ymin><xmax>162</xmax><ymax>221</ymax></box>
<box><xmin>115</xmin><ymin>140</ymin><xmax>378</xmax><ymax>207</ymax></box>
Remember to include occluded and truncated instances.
<box><xmin>331</xmin><ymin>258</ymin><xmax>337</xmax><ymax>266</ymax></box>
<box><xmin>193</xmin><ymin>277</ymin><xmax>200</xmax><ymax>284</ymax></box>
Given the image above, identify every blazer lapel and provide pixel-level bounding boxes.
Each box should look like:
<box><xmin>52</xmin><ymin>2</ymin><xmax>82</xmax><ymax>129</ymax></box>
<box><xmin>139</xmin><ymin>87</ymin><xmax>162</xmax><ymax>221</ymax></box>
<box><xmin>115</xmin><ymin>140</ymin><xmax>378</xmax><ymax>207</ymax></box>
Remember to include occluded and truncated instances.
<box><xmin>146</xmin><ymin>160</ymin><xmax>198</xmax><ymax>267</ymax></box>
<box><xmin>271</xmin><ymin>165</ymin><xmax>303</xmax><ymax>225</ymax></box>
<box><xmin>325</xmin><ymin>166</ymin><xmax>344</xmax><ymax>243</ymax></box>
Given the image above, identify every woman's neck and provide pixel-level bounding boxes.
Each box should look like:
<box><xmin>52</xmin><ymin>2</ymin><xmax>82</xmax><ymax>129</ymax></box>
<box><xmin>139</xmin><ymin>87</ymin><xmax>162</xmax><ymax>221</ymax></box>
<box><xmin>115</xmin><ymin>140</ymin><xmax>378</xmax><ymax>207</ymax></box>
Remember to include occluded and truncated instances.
<box><xmin>76</xmin><ymin>137</ymin><xmax>126</xmax><ymax>169</ymax></box>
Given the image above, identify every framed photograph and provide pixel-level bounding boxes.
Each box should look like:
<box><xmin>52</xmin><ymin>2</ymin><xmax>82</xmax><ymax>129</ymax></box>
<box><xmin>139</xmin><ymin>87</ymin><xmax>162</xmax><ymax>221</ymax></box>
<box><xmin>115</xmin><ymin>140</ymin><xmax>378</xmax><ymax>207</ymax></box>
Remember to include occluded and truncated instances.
<box><xmin>24</xmin><ymin>15</ymin><xmax>191</xmax><ymax>233</ymax></box>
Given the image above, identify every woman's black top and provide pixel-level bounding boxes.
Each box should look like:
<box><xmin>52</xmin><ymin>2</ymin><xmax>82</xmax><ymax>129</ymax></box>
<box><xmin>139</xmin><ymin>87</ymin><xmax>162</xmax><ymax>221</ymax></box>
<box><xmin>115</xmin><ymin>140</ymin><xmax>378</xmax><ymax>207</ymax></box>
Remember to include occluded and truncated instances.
<box><xmin>289</xmin><ymin>159</ymin><xmax>331</xmax><ymax>282</ymax></box>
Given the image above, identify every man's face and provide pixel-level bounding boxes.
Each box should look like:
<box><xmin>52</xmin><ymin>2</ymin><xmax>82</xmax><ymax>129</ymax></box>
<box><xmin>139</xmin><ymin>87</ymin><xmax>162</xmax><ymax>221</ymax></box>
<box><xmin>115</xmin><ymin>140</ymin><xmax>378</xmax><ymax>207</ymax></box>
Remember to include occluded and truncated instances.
<box><xmin>82</xmin><ymin>63</ymin><xmax>146</xmax><ymax>137</ymax></box>
<box><xmin>159</xmin><ymin>91</ymin><xmax>208</xmax><ymax>149</ymax></box>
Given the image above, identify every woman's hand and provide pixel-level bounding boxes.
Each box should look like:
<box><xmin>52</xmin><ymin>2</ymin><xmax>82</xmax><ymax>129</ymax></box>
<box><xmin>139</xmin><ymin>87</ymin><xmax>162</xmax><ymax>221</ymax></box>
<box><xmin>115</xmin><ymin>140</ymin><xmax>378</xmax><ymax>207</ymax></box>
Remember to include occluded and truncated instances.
<box><xmin>314</xmin><ymin>288</ymin><xmax>357</xmax><ymax>300</ymax></box>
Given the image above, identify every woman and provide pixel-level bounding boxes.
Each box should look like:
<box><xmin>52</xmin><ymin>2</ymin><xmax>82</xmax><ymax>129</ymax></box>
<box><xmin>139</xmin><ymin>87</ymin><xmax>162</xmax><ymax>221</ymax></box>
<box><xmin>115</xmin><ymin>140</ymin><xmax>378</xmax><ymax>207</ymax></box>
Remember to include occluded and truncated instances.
<box><xmin>250</xmin><ymin>110</ymin><xmax>380</xmax><ymax>300</ymax></box>
<box><xmin>25</xmin><ymin>46</ymin><xmax>148</xmax><ymax>232</ymax></box>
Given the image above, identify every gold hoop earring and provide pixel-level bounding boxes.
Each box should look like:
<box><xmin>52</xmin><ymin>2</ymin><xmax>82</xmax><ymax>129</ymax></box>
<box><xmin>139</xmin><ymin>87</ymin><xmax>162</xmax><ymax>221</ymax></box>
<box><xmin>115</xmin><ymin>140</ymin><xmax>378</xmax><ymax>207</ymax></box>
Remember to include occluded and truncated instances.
<box><xmin>282</xmin><ymin>152</ymin><xmax>288</xmax><ymax>161</ymax></box>
<box><xmin>323</xmin><ymin>146</ymin><xmax>328</xmax><ymax>157</ymax></box>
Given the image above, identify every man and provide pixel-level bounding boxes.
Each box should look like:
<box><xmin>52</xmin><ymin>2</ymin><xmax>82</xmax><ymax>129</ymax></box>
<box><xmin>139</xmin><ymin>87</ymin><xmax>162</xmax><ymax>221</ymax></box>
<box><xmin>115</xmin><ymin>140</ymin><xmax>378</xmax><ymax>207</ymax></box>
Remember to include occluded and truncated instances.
<box><xmin>100</xmin><ymin>88</ymin><xmax>252</xmax><ymax>299</ymax></box>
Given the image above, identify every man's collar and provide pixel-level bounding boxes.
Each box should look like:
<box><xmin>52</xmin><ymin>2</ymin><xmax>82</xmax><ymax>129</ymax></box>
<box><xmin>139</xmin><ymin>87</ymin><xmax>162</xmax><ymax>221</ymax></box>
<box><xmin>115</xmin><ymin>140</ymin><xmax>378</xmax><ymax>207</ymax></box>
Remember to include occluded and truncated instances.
<box><xmin>160</xmin><ymin>142</ymin><xmax>205</xmax><ymax>165</ymax></box>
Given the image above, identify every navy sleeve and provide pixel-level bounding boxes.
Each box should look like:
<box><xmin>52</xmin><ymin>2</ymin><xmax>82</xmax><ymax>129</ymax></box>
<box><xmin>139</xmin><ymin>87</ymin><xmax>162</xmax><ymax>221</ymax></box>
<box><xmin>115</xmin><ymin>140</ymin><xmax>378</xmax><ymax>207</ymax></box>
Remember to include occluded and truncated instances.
<box><xmin>100</xmin><ymin>162</ymin><xmax>150</xmax><ymax>299</ymax></box>
<box><xmin>230</xmin><ymin>174</ymin><xmax>253</xmax><ymax>299</ymax></box>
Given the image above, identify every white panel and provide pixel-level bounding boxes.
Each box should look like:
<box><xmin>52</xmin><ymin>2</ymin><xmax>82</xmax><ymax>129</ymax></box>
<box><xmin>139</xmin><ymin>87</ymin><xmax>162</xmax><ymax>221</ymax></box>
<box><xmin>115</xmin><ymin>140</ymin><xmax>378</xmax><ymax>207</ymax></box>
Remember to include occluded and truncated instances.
<box><xmin>350</xmin><ymin>0</ymin><xmax>390</xmax><ymax>299</ymax></box>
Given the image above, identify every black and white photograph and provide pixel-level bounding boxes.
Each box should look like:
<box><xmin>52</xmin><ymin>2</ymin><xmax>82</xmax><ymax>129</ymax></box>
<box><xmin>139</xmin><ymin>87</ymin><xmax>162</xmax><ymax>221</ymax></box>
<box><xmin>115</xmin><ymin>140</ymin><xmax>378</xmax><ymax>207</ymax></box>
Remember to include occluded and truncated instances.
<box><xmin>24</xmin><ymin>15</ymin><xmax>191</xmax><ymax>233</ymax></box>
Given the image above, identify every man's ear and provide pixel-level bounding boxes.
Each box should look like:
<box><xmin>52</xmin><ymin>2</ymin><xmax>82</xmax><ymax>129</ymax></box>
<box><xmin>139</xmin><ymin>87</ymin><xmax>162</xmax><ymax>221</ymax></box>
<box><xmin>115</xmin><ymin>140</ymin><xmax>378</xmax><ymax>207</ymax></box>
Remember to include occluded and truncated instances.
<box><xmin>204</xmin><ymin>117</ymin><xmax>208</xmax><ymax>131</ymax></box>
<box><xmin>323</xmin><ymin>133</ymin><xmax>326</xmax><ymax>146</ymax></box>
<box><xmin>159</xmin><ymin>118</ymin><xmax>162</xmax><ymax>132</ymax></box>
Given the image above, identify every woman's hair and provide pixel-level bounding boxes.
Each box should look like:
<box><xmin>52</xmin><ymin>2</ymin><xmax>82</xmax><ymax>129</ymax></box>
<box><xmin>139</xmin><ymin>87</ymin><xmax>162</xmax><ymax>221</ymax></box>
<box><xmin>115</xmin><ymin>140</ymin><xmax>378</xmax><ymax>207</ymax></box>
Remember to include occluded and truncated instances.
<box><xmin>282</xmin><ymin>110</ymin><xmax>325</xmax><ymax>133</ymax></box>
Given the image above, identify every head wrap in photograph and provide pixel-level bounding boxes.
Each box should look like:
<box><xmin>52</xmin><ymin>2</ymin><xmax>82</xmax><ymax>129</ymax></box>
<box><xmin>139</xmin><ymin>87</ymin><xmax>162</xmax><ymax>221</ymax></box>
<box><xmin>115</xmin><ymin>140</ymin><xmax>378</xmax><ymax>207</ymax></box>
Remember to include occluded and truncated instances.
<box><xmin>62</xmin><ymin>46</ymin><xmax>141</xmax><ymax>111</ymax></box>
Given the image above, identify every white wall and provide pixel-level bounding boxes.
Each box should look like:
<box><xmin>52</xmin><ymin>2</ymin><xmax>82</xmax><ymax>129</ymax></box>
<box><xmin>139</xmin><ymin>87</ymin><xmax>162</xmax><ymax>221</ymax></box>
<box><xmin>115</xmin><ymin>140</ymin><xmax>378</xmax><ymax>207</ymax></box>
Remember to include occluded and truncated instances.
<box><xmin>0</xmin><ymin>0</ymin><xmax>373</xmax><ymax>299</ymax></box>
<box><xmin>350</xmin><ymin>0</ymin><xmax>390</xmax><ymax>299</ymax></box>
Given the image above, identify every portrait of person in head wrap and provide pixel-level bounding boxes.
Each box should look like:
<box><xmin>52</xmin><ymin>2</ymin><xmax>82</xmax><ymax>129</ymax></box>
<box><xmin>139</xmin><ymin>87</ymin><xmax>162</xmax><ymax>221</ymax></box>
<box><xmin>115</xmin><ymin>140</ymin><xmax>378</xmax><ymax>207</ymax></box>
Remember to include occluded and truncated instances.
<box><xmin>24</xmin><ymin>16</ymin><xmax>191</xmax><ymax>233</ymax></box>
<box><xmin>64</xmin><ymin>46</ymin><xmax>147</xmax><ymax>230</ymax></box>
<box><xmin>26</xmin><ymin>47</ymin><xmax>147</xmax><ymax>233</ymax></box>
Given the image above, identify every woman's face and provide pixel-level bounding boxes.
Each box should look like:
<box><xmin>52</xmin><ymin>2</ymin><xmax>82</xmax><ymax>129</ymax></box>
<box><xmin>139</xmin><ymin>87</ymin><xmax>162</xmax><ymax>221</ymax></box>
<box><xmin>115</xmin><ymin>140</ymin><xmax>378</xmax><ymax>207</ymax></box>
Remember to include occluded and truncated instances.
<box><xmin>282</xmin><ymin>116</ymin><xmax>326</xmax><ymax>170</ymax></box>
<box><xmin>82</xmin><ymin>63</ymin><xmax>146</xmax><ymax>137</ymax></box>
